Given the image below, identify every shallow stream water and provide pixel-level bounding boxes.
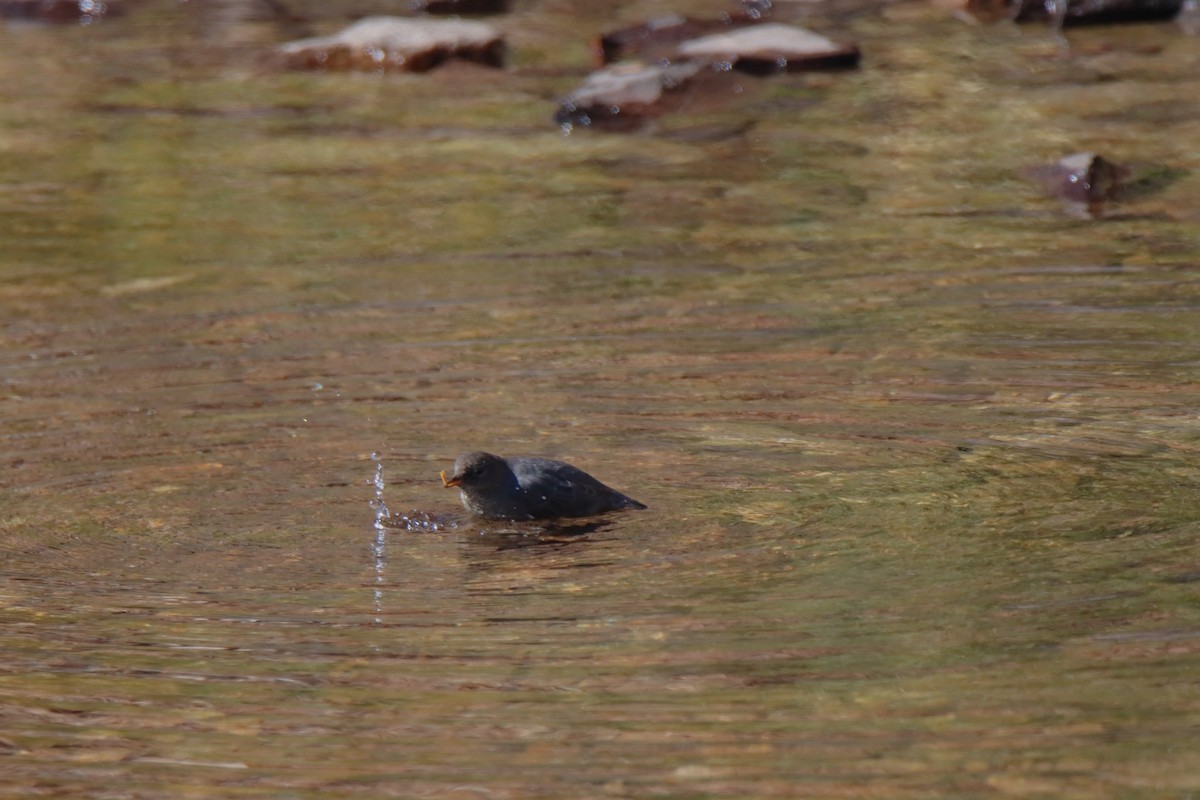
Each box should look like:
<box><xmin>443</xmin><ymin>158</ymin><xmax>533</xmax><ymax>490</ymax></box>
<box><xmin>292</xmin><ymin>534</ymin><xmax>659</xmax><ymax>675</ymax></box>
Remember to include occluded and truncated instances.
<box><xmin>2</xmin><ymin>1</ymin><xmax>1200</xmax><ymax>797</ymax></box>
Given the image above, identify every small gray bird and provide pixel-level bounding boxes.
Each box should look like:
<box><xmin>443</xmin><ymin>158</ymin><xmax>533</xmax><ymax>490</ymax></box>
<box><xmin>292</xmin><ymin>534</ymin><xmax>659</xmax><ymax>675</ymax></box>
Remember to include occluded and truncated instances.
<box><xmin>440</xmin><ymin>451</ymin><xmax>647</xmax><ymax>521</ymax></box>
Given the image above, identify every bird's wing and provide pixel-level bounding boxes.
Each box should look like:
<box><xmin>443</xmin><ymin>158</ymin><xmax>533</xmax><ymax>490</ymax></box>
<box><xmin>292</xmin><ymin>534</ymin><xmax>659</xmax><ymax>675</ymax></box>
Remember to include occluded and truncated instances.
<box><xmin>509</xmin><ymin>457</ymin><xmax>619</xmax><ymax>518</ymax></box>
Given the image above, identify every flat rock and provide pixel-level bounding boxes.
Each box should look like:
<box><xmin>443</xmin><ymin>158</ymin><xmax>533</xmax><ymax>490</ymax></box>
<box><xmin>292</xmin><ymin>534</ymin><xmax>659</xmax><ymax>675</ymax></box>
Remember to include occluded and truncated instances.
<box><xmin>940</xmin><ymin>0</ymin><xmax>1184</xmax><ymax>23</ymax></box>
<box><xmin>279</xmin><ymin>16</ymin><xmax>504</xmax><ymax>72</ymax></box>
<box><xmin>1019</xmin><ymin>0</ymin><xmax>1183</xmax><ymax>23</ymax></box>
<box><xmin>555</xmin><ymin>61</ymin><xmax>706</xmax><ymax>132</ymax></box>
<box><xmin>676</xmin><ymin>22</ymin><xmax>860</xmax><ymax>74</ymax></box>
<box><xmin>411</xmin><ymin>0</ymin><xmax>509</xmax><ymax>14</ymax></box>
<box><xmin>597</xmin><ymin>13</ymin><xmax>756</xmax><ymax>65</ymax></box>
<box><xmin>564</xmin><ymin>16</ymin><xmax>859</xmax><ymax>133</ymax></box>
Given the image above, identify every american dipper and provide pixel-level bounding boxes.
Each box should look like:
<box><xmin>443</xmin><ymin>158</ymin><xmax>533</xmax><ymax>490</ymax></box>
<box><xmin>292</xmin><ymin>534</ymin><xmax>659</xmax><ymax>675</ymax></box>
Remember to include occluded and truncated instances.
<box><xmin>440</xmin><ymin>451</ymin><xmax>647</xmax><ymax>521</ymax></box>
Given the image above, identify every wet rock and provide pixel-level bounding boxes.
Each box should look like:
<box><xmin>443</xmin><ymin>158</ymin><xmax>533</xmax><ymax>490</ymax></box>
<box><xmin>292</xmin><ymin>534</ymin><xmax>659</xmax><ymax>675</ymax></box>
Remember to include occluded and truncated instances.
<box><xmin>597</xmin><ymin>13</ymin><xmax>757</xmax><ymax>65</ymax></box>
<box><xmin>1025</xmin><ymin>153</ymin><xmax>1132</xmax><ymax>215</ymax></box>
<box><xmin>600</xmin><ymin>17</ymin><xmax>860</xmax><ymax>74</ymax></box>
<box><xmin>568</xmin><ymin>12</ymin><xmax>857</xmax><ymax>132</ymax></box>
<box><xmin>1019</xmin><ymin>0</ymin><xmax>1183</xmax><ymax>24</ymax></box>
<box><xmin>1061</xmin><ymin>153</ymin><xmax>1126</xmax><ymax>202</ymax></box>
<box><xmin>555</xmin><ymin>61</ymin><xmax>705</xmax><ymax>132</ymax></box>
<box><xmin>0</xmin><ymin>0</ymin><xmax>116</xmax><ymax>23</ymax></box>
<box><xmin>943</xmin><ymin>0</ymin><xmax>1185</xmax><ymax>24</ymax></box>
<box><xmin>410</xmin><ymin>0</ymin><xmax>508</xmax><ymax>14</ymax></box>
<box><xmin>278</xmin><ymin>16</ymin><xmax>504</xmax><ymax>72</ymax></box>
<box><xmin>676</xmin><ymin>22</ymin><xmax>861</xmax><ymax>74</ymax></box>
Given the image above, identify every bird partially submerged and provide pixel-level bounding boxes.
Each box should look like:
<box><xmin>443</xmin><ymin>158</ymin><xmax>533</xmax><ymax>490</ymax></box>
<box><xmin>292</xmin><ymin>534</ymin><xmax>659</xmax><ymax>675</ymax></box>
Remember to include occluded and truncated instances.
<box><xmin>441</xmin><ymin>451</ymin><xmax>647</xmax><ymax>521</ymax></box>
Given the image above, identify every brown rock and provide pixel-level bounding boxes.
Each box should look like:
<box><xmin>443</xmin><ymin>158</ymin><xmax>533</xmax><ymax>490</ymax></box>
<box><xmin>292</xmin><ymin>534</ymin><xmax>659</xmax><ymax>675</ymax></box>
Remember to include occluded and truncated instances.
<box><xmin>278</xmin><ymin>16</ymin><xmax>504</xmax><ymax>72</ymax></box>
<box><xmin>1025</xmin><ymin>152</ymin><xmax>1132</xmax><ymax>214</ymax></box>
<box><xmin>567</xmin><ymin>15</ymin><xmax>858</xmax><ymax>133</ymax></box>
<box><xmin>942</xmin><ymin>0</ymin><xmax>1184</xmax><ymax>24</ymax></box>
<box><xmin>597</xmin><ymin>14</ymin><xmax>754</xmax><ymax>65</ymax></box>
<box><xmin>411</xmin><ymin>0</ymin><xmax>509</xmax><ymax>14</ymax></box>
<box><xmin>1018</xmin><ymin>0</ymin><xmax>1183</xmax><ymax>24</ymax></box>
<box><xmin>555</xmin><ymin>61</ymin><xmax>706</xmax><ymax>132</ymax></box>
<box><xmin>676</xmin><ymin>23</ymin><xmax>860</xmax><ymax>74</ymax></box>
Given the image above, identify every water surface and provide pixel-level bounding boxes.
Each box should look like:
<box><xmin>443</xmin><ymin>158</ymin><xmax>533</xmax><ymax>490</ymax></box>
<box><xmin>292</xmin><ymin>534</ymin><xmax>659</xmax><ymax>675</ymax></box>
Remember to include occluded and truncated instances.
<box><xmin>2</xmin><ymin>1</ymin><xmax>1200</xmax><ymax>797</ymax></box>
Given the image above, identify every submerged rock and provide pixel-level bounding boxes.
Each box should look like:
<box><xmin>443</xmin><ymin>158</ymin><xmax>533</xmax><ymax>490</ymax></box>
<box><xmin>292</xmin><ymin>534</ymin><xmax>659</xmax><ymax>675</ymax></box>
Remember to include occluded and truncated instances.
<box><xmin>279</xmin><ymin>16</ymin><xmax>504</xmax><ymax>72</ymax></box>
<box><xmin>555</xmin><ymin>61</ymin><xmax>706</xmax><ymax>132</ymax></box>
<box><xmin>676</xmin><ymin>22</ymin><xmax>860</xmax><ymax>74</ymax></box>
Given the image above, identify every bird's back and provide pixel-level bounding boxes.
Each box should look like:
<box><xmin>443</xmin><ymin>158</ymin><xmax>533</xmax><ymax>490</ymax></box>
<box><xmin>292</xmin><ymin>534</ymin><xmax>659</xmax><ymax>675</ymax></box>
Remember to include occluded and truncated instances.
<box><xmin>508</xmin><ymin>456</ymin><xmax>646</xmax><ymax>519</ymax></box>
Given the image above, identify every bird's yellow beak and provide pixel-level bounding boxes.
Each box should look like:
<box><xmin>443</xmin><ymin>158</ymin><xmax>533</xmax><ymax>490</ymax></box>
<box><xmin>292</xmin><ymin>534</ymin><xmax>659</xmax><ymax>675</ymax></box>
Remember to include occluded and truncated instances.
<box><xmin>440</xmin><ymin>470</ymin><xmax>461</xmax><ymax>488</ymax></box>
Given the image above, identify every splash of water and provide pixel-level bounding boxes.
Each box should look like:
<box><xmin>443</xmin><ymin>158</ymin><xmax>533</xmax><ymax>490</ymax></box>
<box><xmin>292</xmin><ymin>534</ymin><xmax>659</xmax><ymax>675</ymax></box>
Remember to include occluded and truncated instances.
<box><xmin>371</xmin><ymin>454</ymin><xmax>391</xmax><ymax>532</ymax></box>
<box><xmin>369</xmin><ymin>452</ymin><xmax>389</xmax><ymax>622</ymax></box>
<box><xmin>368</xmin><ymin>455</ymin><xmax>456</xmax><ymax>623</ymax></box>
<box><xmin>390</xmin><ymin>510</ymin><xmax>451</xmax><ymax>532</ymax></box>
